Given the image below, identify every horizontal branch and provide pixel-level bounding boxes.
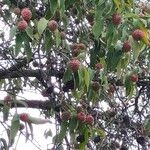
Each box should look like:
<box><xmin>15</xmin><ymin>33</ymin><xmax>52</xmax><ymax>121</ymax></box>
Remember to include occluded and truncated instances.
<box><xmin>0</xmin><ymin>69</ymin><xmax>64</xmax><ymax>79</ymax></box>
<box><xmin>0</xmin><ymin>100</ymin><xmax>52</xmax><ymax>110</ymax></box>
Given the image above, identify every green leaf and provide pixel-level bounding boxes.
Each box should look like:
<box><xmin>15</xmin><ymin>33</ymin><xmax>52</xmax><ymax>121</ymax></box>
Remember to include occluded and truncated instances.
<box><xmin>44</xmin><ymin>29</ymin><xmax>53</xmax><ymax>52</ymax></box>
<box><xmin>15</xmin><ymin>33</ymin><xmax>23</xmax><ymax>56</ymax></box>
<box><xmin>9</xmin><ymin>26</ymin><xmax>17</xmax><ymax>40</ymax></box>
<box><xmin>92</xmin><ymin>2</ymin><xmax>105</xmax><ymax>39</ymax></box>
<box><xmin>55</xmin><ymin>30</ymin><xmax>61</xmax><ymax>47</ymax></box>
<box><xmin>106</xmin><ymin>47</ymin><xmax>123</xmax><ymax>71</ymax></box>
<box><xmin>26</xmin><ymin>27</ymin><xmax>34</xmax><ymax>40</ymax></box>
<box><xmin>125</xmin><ymin>76</ymin><xmax>134</xmax><ymax>97</ymax></box>
<box><xmin>69</xmin><ymin>117</ymin><xmax>78</xmax><ymax>133</ymax></box>
<box><xmin>24</xmin><ymin>40</ymin><xmax>32</xmax><ymax>61</ymax></box>
<box><xmin>3</xmin><ymin>104</ymin><xmax>10</xmax><ymax>122</ymax></box>
<box><xmin>63</xmin><ymin>68</ymin><xmax>72</xmax><ymax>83</ymax></box>
<box><xmin>9</xmin><ymin>114</ymin><xmax>20</xmax><ymax>145</ymax></box>
<box><xmin>50</xmin><ymin>0</ymin><xmax>58</xmax><ymax>15</ymax></box>
<box><xmin>144</xmin><ymin>118</ymin><xmax>150</xmax><ymax>136</ymax></box>
<box><xmin>83</xmin><ymin>67</ymin><xmax>90</xmax><ymax>92</ymax></box>
<box><xmin>37</xmin><ymin>18</ymin><xmax>48</xmax><ymax>35</ymax></box>
<box><xmin>58</xmin><ymin>0</ymin><xmax>65</xmax><ymax>14</ymax></box>
<box><xmin>55</xmin><ymin>122</ymin><xmax>68</xmax><ymax>143</ymax></box>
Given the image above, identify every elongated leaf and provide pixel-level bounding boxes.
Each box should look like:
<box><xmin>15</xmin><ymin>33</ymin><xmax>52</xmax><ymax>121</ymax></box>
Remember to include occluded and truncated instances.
<box><xmin>55</xmin><ymin>30</ymin><xmax>61</xmax><ymax>47</ymax></box>
<box><xmin>37</xmin><ymin>18</ymin><xmax>48</xmax><ymax>35</ymax></box>
<box><xmin>9</xmin><ymin>26</ymin><xmax>17</xmax><ymax>40</ymax></box>
<box><xmin>15</xmin><ymin>33</ymin><xmax>23</xmax><ymax>55</ymax></box>
<box><xmin>3</xmin><ymin>104</ymin><xmax>10</xmax><ymax>122</ymax></box>
<box><xmin>26</xmin><ymin>27</ymin><xmax>33</xmax><ymax>40</ymax></box>
<box><xmin>92</xmin><ymin>2</ymin><xmax>105</xmax><ymax>39</ymax></box>
<box><xmin>9</xmin><ymin>114</ymin><xmax>20</xmax><ymax>145</ymax></box>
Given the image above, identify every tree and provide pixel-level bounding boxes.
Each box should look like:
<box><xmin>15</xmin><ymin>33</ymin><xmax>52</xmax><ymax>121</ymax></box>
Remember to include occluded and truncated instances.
<box><xmin>0</xmin><ymin>0</ymin><xmax>150</xmax><ymax>149</ymax></box>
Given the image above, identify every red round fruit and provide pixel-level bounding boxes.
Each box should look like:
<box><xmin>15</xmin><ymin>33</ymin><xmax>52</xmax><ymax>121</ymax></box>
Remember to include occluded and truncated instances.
<box><xmin>122</xmin><ymin>41</ymin><xmax>131</xmax><ymax>52</ymax></box>
<box><xmin>21</xmin><ymin>8</ymin><xmax>32</xmax><ymax>21</ymax></box>
<box><xmin>85</xmin><ymin>115</ymin><xmax>94</xmax><ymax>125</ymax></box>
<box><xmin>61</xmin><ymin>111</ymin><xmax>71</xmax><ymax>121</ymax></box>
<box><xmin>112</xmin><ymin>13</ymin><xmax>122</xmax><ymax>25</ymax></box>
<box><xmin>4</xmin><ymin>95</ymin><xmax>12</xmax><ymax>102</ymax></box>
<box><xmin>72</xmin><ymin>48</ymin><xmax>81</xmax><ymax>56</ymax></box>
<box><xmin>132</xmin><ymin>29</ymin><xmax>145</xmax><ymax>41</ymax></box>
<box><xmin>130</xmin><ymin>74</ymin><xmax>138</xmax><ymax>82</ymax></box>
<box><xmin>47</xmin><ymin>20</ymin><xmax>58</xmax><ymax>32</ymax></box>
<box><xmin>71</xmin><ymin>43</ymin><xmax>78</xmax><ymax>50</ymax></box>
<box><xmin>17</xmin><ymin>20</ymin><xmax>28</xmax><ymax>31</ymax></box>
<box><xmin>77</xmin><ymin>112</ymin><xmax>86</xmax><ymax>122</ymax></box>
<box><xmin>78</xmin><ymin>43</ymin><xmax>86</xmax><ymax>50</ymax></box>
<box><xmin>4</xmin><ymin>95</ymin><xmax>12</xmax><ymax>106</ymax></box>
<box><xmin>13</xmin><ymin>8</ymin><xmax>21</xmax><ymax>16</ymax></box>
<box><xmin>68</xmin><ymin>58</ymin><xmax>80</xmax><ymax>72</ymax></box>
<box><xmin>95</xmin><ymin>63</ymin><xmax>103</xmax><ymax>70</ymax></box>
<box><xmin>19</xmin><ymin>113</ymin><xmax>29</xmax><ymax>122</ymax></box>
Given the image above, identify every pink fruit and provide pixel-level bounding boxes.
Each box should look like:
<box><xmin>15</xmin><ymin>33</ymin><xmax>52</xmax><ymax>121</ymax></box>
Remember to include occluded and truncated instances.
<box><xmin>95</xmin><ymin>63</ymin><xmax>103</xmax><ymax>70</ymax></box>
<box><xmin>132</xmin><ymin>29</ymin><xmax>144</xmax><ymax>41</ymax></box>
<box><xmin>14</xmin><ymin>8</ymin><xmax>21</xmax><ymax>16</ymax></box>
<box><xmin>77</xmin><ymin>112</ymin><xmax>86</xmax><ymax>122</ymax></box>
<box><xmin>130</xmin><ymin>74</ymin><xmax>138</xmax><ymax>82</ymax></box>
<box><xmin>112</xmin><ymin>13</ymin><xmax>122</xmax><ymax>25</ymax></box>
<box><xmin>47</xmin><ymin>20</ymin><xmax>58</xmax><ymax>32</ymax></box>
<box><xmin>122</xmin><ymin>41</ymin><xmax>131</xmax><ymax>52</ymax></box>
<box><xmin>19</xmin><ymin>113</ymin><xmax>29</xmax><ymax>122</ymax></box>
<box><xmin>21</xmin><ymin>8</ymin><xmax>32</xmax><ymax>21</ymax></box>
<box><xmin>17</xmin><ymin>20</ymin><xmax>28</xmax><ymax>31</ymax></box>
<box><xmin>85</xmin><ymin>115</ymin><xmax>94</xmax><ymax>125</ymax></box>
<box><xmin>61</xmin><ymin>111</ymin><xmax>71</xmax><ymax>121</ymax></box>
<box><xmin>68</xmin><ymin>58</ymin><xmax>80</xmax><ymax>72</ymax></box>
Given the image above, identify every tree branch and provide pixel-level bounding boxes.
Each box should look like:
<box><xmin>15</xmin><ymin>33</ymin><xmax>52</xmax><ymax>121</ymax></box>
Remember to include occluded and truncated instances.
<box><xmin>0</xmin><ymin>100</ymin><xmax>52</xmax><ymax>110</ymax></box>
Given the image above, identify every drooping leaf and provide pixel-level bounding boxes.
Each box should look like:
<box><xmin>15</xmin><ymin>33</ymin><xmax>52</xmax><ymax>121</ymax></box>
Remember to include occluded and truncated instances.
<box><xmin>15</xmin><ymin>33</ymin><xmax>23</xmax><ymax>56</ymax></box>
<box><xmin>9</xmin><ymin>114</ymin><xmax>20</xmax><ymax>145</ymax></box>
<box><xmin>55</xmin><ymin>30</ymin><xmax>61</xmax><ymax>47</ymax></box>
<box><xmin>3</xmin><ymin>104</ymin><xmax>10</xmax><ymax>122</ymax></box>
<box><xmin>9</xmin><ymin>26</ymin><xmax>17</xmax><ymax>40</ymax></box>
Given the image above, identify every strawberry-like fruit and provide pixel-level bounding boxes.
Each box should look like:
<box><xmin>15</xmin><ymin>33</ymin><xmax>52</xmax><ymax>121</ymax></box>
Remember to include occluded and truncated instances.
<box><xmin>122</xmin><ymin>41</ymin><xmax>131</xmax><ymax>52</ymax></box>
<box><xmin>112</xmin><ymin>13</ymin><xmax>122</xmax><ymax>25</ymax></box>
<box><xmin>130</xmin><ymin>74</ymin><xmax>138</xmax><ymax>82</ymax></box>
<box><xmin>4</xmin><ymin>95</ymin><xmax>12</xmax><ymax>106</ymax></box>
<box><xmin>132</xmin><ymin>29</ymin><xmax>144</xmax><ymax>41</ymax></box>
<box><xmin>17</xmin><ymin>20</ymin><xmax>28</xmax><ymax>31</ymax></box>
<box><xmin>14</xmin><ymin>8</ymin><xmax>21</xmax><ymax>16</ymax></box>
<box><xmin>92</xmin><ymin>81</ymin><xmax>100</xmax><ymax>91</ymax></box>
<box><xmin>4</xmin><ymin>95</ymin><xmax>12</xmax><ymax>102</ymax></box>
<box><xmin>68</xmin><ymin>58</ymin><xmax>80</xmax><ymax>72</ymax></box>
<box><xmin>78</xmin><ymin>43</ymin><xmax>86</xmax><ymax>50</ymax></box>
<box><xmin>47</xmin><ymin>20</ymin><xmax>58</xmax><ymax>32</ymax></box>
<box><xmin>77</xmin><ymin>112</ymin><xmax>86</xmax><ymax>122</ymax></box>
<box><xmin>72</xmin><ymin>48</ymin><xmax>81</xmax><ymax>56</ymax></box>
<box><xmin>61</xmin><ymin>111</ymin><xmax>71</xmax><ymax>121</ymax></box>
<box><xmin>19</xmin><ymin>113</ymin><xmax>29</xmax><ymax>122</ymax></box>
<box><xmin>85</xmin><ymin>114</ymin><xmax>94</xmax><ymax>125</ymax></box>
<box><xmin>95</xmin><ymin>63</ymin><xmax>103</xmax><ymax>70</ymax></box>
<box><xmin>21</xmin><ymin>8</ymin><xmax>32</xmax><ymax>21</ymax></box>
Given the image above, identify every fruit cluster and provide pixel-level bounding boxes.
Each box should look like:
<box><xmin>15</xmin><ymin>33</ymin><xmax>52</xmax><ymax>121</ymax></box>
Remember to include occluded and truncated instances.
<box><xmin>17</xmin><ymin>7</ymin><xmax>32</xmax><ymax>31</ymax></box>
<box><xmin>77</xmin><ymin>112</ymin><xmax>94</xmax><ymax>125</ymax></box>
